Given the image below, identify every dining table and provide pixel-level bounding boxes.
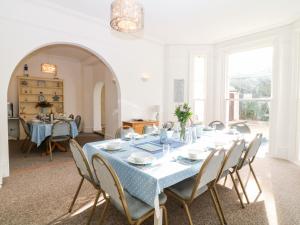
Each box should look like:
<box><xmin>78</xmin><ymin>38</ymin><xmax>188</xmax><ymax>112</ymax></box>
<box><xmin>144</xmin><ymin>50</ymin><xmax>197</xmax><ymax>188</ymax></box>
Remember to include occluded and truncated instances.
<box><xmin>29</xmin><ymin>120</ymin><xmax>79</xmax><ymax>147</ymax></box>
<box><xmin>83</xmin><ymin>130</ymin><xmax>253</xmax><ymax>225</ymax></box>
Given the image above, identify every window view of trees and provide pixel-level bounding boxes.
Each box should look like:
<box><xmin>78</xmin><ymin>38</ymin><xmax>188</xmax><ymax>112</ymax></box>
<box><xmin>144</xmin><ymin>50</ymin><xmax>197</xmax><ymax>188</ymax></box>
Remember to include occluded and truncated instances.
<box><xmin>227</xmin><ymin>47</ymin><xmax>273</xmax><ymax>125</ymax></box>
<box><xmin>230</xmin><ymin>75</ymin><xmax>271</xmax><ymax>121</ymax></box>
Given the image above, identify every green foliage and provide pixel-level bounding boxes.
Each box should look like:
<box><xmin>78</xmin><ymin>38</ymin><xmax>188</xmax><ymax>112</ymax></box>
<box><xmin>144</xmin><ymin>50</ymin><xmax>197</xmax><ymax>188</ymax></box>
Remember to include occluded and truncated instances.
<box><xmin>175</xmin><ymin>103</ymin><xmax>193</xmax><ymax>124</ymax></box>
<box><xmin>36</xmin><ymin>101</ymin><xmax>53</xmax><ymax>108</ymax></box>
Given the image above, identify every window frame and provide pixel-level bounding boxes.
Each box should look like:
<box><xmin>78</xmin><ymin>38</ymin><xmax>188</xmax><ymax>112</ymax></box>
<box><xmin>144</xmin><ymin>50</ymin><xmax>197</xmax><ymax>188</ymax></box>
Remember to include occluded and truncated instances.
<box><xmin>188</xmin><ymin>54</ymin><xmax>208</xmax><ymax>123</ymax></box>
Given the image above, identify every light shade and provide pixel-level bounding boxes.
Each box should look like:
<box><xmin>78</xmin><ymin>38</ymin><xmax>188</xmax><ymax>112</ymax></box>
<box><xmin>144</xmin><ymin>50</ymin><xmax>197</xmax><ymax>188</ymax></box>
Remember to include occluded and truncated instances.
<box><xmin>110</xmin><ymin>0</ymin><xmax>144</xmax><ymax>33</ymax></box>
<box><xmin>41</xmin><ymin>63</ymin><xmax>57</xmax><ymax>74</ymax></box>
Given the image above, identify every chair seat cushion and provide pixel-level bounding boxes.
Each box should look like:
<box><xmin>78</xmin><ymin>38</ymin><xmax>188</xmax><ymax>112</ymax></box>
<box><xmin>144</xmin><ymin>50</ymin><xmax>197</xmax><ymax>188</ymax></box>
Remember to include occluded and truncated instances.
<box><xmin>51</xmin><ymin>135</ymin><xmax>70</xmax><ymax>142</ymax></box>
<box><xmin>168</xmin><ymin>177</ymin><xmax>207</xmax><ymax>200</ymax></box>
<box><xmin>111</xmin><ymin>191</ymin><xmax>167</xmax><ymax>220</ymax></box>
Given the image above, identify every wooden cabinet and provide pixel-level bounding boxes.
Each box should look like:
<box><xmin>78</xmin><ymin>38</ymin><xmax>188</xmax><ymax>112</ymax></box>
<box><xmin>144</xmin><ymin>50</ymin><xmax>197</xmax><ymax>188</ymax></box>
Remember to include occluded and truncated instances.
<box><xmin>123</xmin><ymin>120</ymin><xmax>159</xmax><ymax>134</ymax></box>
<box><xmin>17</xmin><ymin>76</ymin><xmax>64</xmax><ymax>119</ymax></box>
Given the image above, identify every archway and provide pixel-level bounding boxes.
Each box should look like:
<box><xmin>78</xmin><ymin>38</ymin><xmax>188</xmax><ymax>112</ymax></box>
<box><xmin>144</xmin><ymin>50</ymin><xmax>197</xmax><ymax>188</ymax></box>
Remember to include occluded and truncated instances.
<box><xmin>6</xmin><ymin>43</ymin><xmax>121</xmax><ymax>172</ymax></box>
<box><xmin>93</xmin><ymin>81</ymin><xmax>104</xmax><ymax>133</ymax></box>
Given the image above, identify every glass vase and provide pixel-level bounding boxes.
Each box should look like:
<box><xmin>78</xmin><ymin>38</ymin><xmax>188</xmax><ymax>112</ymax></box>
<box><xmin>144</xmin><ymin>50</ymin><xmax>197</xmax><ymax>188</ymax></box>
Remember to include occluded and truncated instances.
<box><xmin>180</xmin><ymin>122</ymin><xmax>186</xmax><ymax>142</ymax></box>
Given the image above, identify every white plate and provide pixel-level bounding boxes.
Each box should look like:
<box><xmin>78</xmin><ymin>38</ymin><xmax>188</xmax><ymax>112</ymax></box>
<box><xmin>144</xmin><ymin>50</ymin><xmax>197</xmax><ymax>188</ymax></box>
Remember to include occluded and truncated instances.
<box><xmin>102</xmin><ymin>144</ymin><xmax>122</xmax><ymax>151</ymax></box>
<box><xmin>124</xmin><ymin>133</ymin><xmax>144</xmax><ymax>140</ymax></box>
<box><xmin>180</xmin><ymin>151</ymin><xmax>209</xmax><ymax>161</ymax></box>
<box><xmin>127</xmin><ymin>152</ymin><xmax>155</xmax><ymax>165</ymax></box>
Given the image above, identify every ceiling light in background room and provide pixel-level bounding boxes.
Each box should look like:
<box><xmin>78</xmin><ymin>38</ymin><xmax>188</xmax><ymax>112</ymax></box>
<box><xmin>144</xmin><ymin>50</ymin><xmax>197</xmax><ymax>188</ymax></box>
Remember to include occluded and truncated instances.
<box><xmin>110</xmin><ymin>0</ymin><xmax>144</xmax><ymax>33</ymax></box>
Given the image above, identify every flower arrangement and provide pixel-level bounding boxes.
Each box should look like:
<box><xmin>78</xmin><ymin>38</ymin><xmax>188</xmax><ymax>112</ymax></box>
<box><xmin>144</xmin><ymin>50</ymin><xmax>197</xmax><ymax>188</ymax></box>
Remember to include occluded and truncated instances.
<box><xmin>36</xmin><ymin>101</ymin><xmax>53</xmax><ymax>108</ymax></box>
<box><xmin>175</xmin><ymin>103</ymin><xmax>193</xmax><ymax>140</ymax></box>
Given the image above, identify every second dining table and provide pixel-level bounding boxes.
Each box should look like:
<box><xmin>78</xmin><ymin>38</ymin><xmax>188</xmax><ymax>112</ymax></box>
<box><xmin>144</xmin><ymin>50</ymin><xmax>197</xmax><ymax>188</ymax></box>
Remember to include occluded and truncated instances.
<box><xmin>83</xmin><ymin>130</ymin><xmax>252</xmax><ymax>225</ymax></box>
<box><xmin>29</xmin><ymin>120</ymin><xmax>79</xmax><ymax>146</ymax></box>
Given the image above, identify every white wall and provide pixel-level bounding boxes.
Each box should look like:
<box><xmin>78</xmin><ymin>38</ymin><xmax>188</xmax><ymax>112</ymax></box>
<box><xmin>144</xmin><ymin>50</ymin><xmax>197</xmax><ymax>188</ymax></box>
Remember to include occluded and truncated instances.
<box><xmin>164</xmin><ymin>21</ymin><xmax>300</xmax><ymax>164</ymax></box>
<box><xmin>0</xmin><ymin>0</ymin><xmax>165</xmax><ymax>180</ymax></box>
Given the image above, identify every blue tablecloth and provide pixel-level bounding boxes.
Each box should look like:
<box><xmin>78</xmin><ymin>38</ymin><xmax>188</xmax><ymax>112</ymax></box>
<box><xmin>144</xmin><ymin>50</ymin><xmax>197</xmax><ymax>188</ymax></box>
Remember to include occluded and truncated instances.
<box><xmin>83</xmin><ymin>133</ymin><xmax>236</xmax><ymax>210</ymax></box>
<box><xmin>30</xmin><ymin>121</ymin><xmax>78</xmax><ymax>146</ymax></box>
<box><xmin>83</xmin><ymin>131</ymin><xmax>250</xmax><ymax>216</ymax></box>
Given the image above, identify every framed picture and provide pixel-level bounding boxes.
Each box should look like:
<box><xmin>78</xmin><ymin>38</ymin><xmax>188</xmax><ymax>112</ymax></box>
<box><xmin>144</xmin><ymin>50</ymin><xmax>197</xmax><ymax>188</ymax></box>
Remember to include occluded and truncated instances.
<box><xmin>174</xmin><ymin>79</ymin><xmax>184</xmax><ymax>103</ymax></box>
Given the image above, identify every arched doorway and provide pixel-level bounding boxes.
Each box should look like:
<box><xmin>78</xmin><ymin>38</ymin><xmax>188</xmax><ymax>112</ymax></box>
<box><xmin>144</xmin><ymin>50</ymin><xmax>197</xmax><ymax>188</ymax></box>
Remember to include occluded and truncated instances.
<box><xmin>6</xmin><ymin>43</ymin><xmax>121</xmax><ymax>171</ymax></box>
<box><xmin>93</xmin><ymin>81</ymin><xmax>104</xmax><ymax>133</ymax></box>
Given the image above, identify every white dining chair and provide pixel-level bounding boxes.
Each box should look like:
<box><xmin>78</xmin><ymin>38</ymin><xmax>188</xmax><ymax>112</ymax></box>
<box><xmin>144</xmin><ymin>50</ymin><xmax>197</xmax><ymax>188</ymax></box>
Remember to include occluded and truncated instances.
<box><xmin>48</xmin><ymin>120</ymin><xmax>71</xmax><ymax>160</ymax></box>
<box><xmin>219</xmin><ymin>140</ymin><xmax>246</xmax><ymax>205</ymax></box>
<box><xmin>166</xmin><ymin>149</ymin><xmax>226</xmax><ymax>225</ymax></box>
<box><xmin>69</xmin><ymin>139</ymin><xmax>103</xmax><ymax>225</ymax></box>
<box><xmin>92</xmin><ymin>153</ymin><xmax>168</xmax><ymax>225</ymax></box>
<box><xmin>236</xmin><ymin>133</ymin><xmax>263</xmax><ymax>203</ymax></box>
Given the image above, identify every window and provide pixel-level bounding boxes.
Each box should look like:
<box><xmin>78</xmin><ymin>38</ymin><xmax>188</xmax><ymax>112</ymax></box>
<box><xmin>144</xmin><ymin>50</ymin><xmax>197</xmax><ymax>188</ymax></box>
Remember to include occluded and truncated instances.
<box><xmin>192</xmin><ymin>56</ymin><xmax>206</xmax><ymax>122</ymax></box>
<box><xmin>226</xmin><ymin>47</ymin><xmax>273</xmax><ymax>138</ymax></box>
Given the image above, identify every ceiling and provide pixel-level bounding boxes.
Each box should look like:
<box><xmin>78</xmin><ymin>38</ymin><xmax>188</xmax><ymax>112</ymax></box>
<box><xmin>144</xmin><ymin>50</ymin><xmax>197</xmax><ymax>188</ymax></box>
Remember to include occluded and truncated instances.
<box><xmin>44</xmin><ymin>0</ymin><xmax>300</xmax><ymax>44</ymax></box>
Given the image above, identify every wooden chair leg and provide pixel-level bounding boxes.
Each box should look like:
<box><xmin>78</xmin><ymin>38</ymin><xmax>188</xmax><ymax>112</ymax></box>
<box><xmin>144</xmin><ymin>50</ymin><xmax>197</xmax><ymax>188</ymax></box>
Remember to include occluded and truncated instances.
<box><xmin>98</xmin><ymin>197</ymin><xmax>110</xmax><ymax>225</ymax></box>
<box><xmin>209</xmin><ymin>188</ymin><xmax>225</xmax><ymax>225</ymax></box>
<box><xmin>236</xmin><ymin>170</ymin><xmax>250</xmax><ymax>204</ymax></box>
<box><xmin>212</xmin><ymin>186</ymin><xmax>227</xmax><ymax>225</ymax></box>
<box><xmin>21</xmin><ymin>137</ymin><xmax>29</xmax><ymax>153</ymax></box>
<box><xmin>25</xmin><ymin>142</ymin><xmax>34</xmax><ymax>157</ymax></box>
<box><xmin>48</xmin><ymin>141</ymin><xmax>53</xmax><ymax>161</ymax></box>
<box><xmin>87</xmin><ymin>190</ymin><xmax>101</xmax><ymax>225</ymax></box>
<box><xmin>162</xmin><ymin>205</ymin><xmax>169</xmax><ymax>225</ymax></box>
<box><xmin>249</xmin><ymin>164</ymin><xmax>262</xmax><ymax>193</ymax></box>
<box><xmin>68</xmin><ymin>177</ymin><xmax>84</xmax><ymax>213</ymax></box>
<box><xmin>183</xmin><ymin>202</ymin><xmax>193</xmax><ymax>225</ymax></box>
<box><xmin>229</xmin><ymin>172</ymin><xmax>245</xmax><ymax>208</ymax></box>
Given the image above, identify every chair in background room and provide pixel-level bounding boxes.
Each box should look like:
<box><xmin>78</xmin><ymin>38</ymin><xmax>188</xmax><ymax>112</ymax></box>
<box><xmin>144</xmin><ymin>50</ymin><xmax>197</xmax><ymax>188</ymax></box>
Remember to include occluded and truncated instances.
<box><xmin>48</xmin><ymin>120</ymin><xmax>71</xmax><ymax>161</ymax></box>
<box><xmin>92</xmin><ymin>153</ymin><xmax>168</xmax><ymax>225</ymax></box>
<box><xmin>236</xmin><ymin>133</ymin><xmax>263</xmax><ymax>204</ymax></box>
<box><xmin>166</xmin><ymin>150</ymin><xmax>226</xmax><ymax>225</ymax></box>
<box><xmin>230</xmin><ymin>122</ymin><xmax>251</xmax><ymax>133</ymax></box>
<box><xmin>74</xmin><ymin>115</ymin><xmax>81</xmax><ymax>130</ymax></box>
<box><xmin>20</xmin><ymin>117</ymin><xmax>35</xmax><ymax>156</ymax></box>
<box><xmin>69</xmin><ymin>139</ymin><xmax>103</xmax><ymax>225</ymax></box>
<box><xmin>208</xmin><ymin>121</ymin><xmax>225</xmax><ymax>130</ymax></box>
<box><xmin>115</xmin><ymin>127</ymin><xmax>134</xmax><ymax>139</ymax></box>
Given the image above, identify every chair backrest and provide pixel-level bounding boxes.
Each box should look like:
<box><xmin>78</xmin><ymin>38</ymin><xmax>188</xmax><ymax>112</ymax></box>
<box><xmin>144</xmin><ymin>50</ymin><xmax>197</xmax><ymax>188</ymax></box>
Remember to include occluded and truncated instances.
<box><xmin>143</xmin><ymin>125</ymin><xmax>155</xmax><ymax>134</ymax></box>
<box><xmin>230</xmin><ymin>122</ymin><xmax>251</xmax><ymax>134</ymax></box>
<box><xmin>51</xmin><ymin>120</ymin><xmax>71</xmax><ymax>137</ymax></box>
<box><xmin>69</xmin><ymin>139</ymin><xmax>98</xmax><ymax>185</ymax></box>
<box><xmin>191</xmin><ymin>150</ymin><xmax>225</xmax><ymax>200</ymax></box>
<box><xmin>74</xmin><ymin>115</ymin><xmax>81</xmax><ymax>129</ymax></box>
<box><xmin>20</xmin><ymin>117</ymin><xmax>31</xmax><ymax>137</ymax></box>
<box><xmin>220</xmin><ymin>140</ymin><xmax>245</xmax><ymax>176</ymax></box>
<box><xmin>115</xmin><ymin>127</ymin><xmax>134</xmax><ymax>139</ymax></box>
<box><xmin>208</xmin><ymin>120</ymin><xmax>225</xmax><ymax>130</ymax></box>
<box><xmin>92</xmin><ymin>154</ymin><xmax>132</xmax><ymax>222</ymax></box>
<box><xmin>240</xmin><ymin>133</ymin><xmax>262</xmax><ymax>166</ymax></box>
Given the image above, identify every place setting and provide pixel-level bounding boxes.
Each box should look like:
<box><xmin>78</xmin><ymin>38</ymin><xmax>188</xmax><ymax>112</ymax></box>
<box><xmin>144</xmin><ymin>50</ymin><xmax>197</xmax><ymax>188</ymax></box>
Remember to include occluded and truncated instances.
<box><xmin>96</xmin><ymin>141</ymin><xmax>128</xmax><ymax>153</ymax></box>
<box><xmin>174</xmin><ymin>147</ymin><xmax>211</xmax><ymax>165</ymax></box>
<box><xmin>126</xmin><ymin>151</ymin><xmax>160</xmax><ymax>170</ymax></box>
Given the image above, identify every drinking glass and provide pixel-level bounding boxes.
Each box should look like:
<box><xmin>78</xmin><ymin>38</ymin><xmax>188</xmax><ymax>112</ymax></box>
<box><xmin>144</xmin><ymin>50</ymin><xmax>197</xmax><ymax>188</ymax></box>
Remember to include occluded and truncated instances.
<box><xmin>130</xmin><ymin>133</ymin><xmax>136</xmax><ymax>145</ymax></box>
<box><xmin>163</xmin><ymin>144</ymin><xmax>170</xmax><ymax>158</ymax></box>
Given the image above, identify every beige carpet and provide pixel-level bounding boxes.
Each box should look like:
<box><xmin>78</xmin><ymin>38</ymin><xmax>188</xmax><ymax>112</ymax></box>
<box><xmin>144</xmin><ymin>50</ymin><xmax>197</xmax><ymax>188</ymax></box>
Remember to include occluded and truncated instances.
<box><xmin>1</xmin><ymin>136</ymin><xmax>300</xmax><ymax>225</ymax></box>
